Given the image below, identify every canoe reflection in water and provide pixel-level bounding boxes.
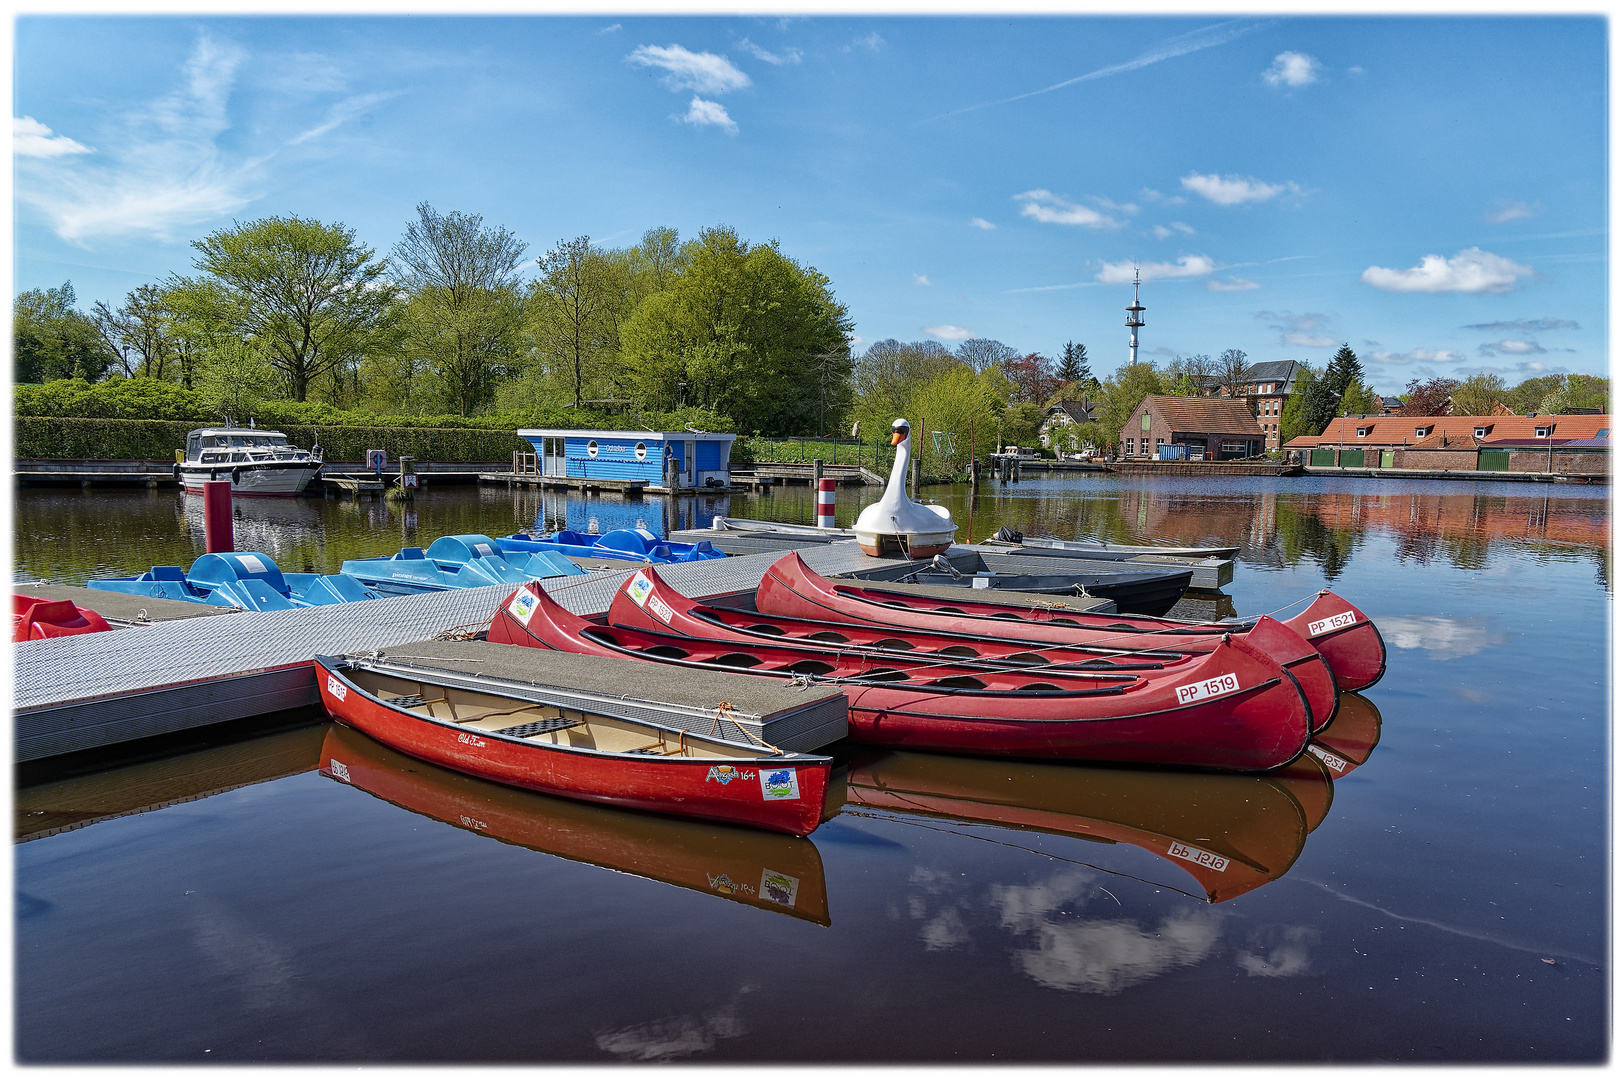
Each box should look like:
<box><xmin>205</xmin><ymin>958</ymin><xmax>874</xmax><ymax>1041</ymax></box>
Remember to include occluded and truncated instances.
<box><xmin>841</xmin><ymin>692</ymin><xmax>1382</xmax><ymax>905</ymax></box>
<box><xmin>317</xmin><ymin>724</ymin><xmax>832</xmax><ymax>925</ymax></box>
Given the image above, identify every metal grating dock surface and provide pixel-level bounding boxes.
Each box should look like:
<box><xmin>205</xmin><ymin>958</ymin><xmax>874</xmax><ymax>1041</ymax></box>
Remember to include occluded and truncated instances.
<box><xmin>15</xmin><ymin>543</ymin><xmax>917</xmax><ymax>761</ymax></box>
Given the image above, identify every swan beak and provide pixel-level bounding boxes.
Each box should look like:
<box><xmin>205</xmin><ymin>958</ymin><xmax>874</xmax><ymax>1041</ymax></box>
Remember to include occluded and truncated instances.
<box><xmin>890</xmin><ymin>432</ymin><xmax>906</xmax><ymax>446</ymax></box>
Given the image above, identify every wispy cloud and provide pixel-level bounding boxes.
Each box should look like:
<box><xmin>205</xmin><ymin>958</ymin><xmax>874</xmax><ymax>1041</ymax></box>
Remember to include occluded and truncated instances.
<box><xmin>969</xmin><ymin>217</ymin><xmax>996</xmax><ymax>230</ymax></box>
<box><xmin>1263</xmin><ymin>51</ymin><xmax>1320</xmax><ymax>88</ymax></box>
<box><xmin>845</xmin><ymin>32</ymin><xmax>885</xmax><ymax>53</ymax></box>
<box><xmin>1258</xmin><ymin>310</ymin><xmax>1333</xmax><ymax>346</ymax></box>
<box><xmin>1370</xmin><ymin>347</ymin><xmax>1466</xmax><ymax>366</ymax></box>
<box><xmin>1478</xmin><ymin>338</ymin><xmax>1546</xmax><ymax>357</ymax></box>
<box><xmin>1014</xmin><ymin>189</ymin><xmax>1123</xmax><ymax>229</ymax></box>
<box><xmin>14</xmin><ymin>116</ymin><xmax>93</xmax><ymax>158</ymax></box>
<box><xmin>923</xmin><ymin>324</ymin><xmax>972</xmax><ymax>340</ymax></box>
<box><xmin>1207</xmin><ymin>276</ymin><xmax>1260</xmax><ymax>292</ymax></box>
<box><xmin>1361</xmin><ymin>247</ymin><xmax>1533</xmax><ymax>294</ymax></box>
<box><xmin>15</xmin><ymin>33</ymin><xmax>267</xmax><ymax>242</ymax></box>
<box><xmin>1151</xmin><ymin>221</ymin><xmax>1195</xmax><ymax>240</ymax></box>
<box><xmin>925</xmin><ymin>20</ymin><xmax>1262</xmax><ymax>121</ymax></box>
<box><xmin>628</xmin><ymin>44</ymin><xmax>751</xmax><ymax>95</ymax></box>
<box><xmin>288</xmin><ymin>91</ymin><xmax>397</xmax><ymax>145</ymax></box>
<box><xmin>599</xmin><ymin>23</ymin><xmax>622</xmax><ymax>34</ymax></box>
<box><xmin>1096</xmin><ymin>255</ymin><xmax>1215</xmax><ymax>284</ymax></box>
<box><xmin>1181</xmin><ymin>172</ymin><xmax>1297</xmax><ymax>206</ymax></box>
<box><xmin>913</xmin><ymin>273</ymin><xmax>932</xmax><ymax>286</ymax></box>
<box><xmin>1485</xmin><ymin>200</ymin><xmax>1536</xmax><ymax>224</ymax></box>
<box><xmin>738</xmin><ymin>38</ymin><xmax>802</xmax><ymax>65</ymax></box>
<box><xmin>1463</xmin><ymin>317</ymin><xmax>1576</xmax><ymax>332</ymax></box>
<box><xmin>680</xmin><ymin>97</ymin><xmax>737</xmax><ymax>134</ymax></box>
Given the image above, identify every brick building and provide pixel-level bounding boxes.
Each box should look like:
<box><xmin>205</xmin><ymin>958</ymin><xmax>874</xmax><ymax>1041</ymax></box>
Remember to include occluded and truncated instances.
<box><xmin>1284</xmin><ymin>413</ymin><xmax>1610</xmax><ymax>476</ymax></box>
<box><xmin>1119</xmin><ymin>395</ymin><xmax>1266</xmax><ymax>460</ymax></box>
<box><xmin>1201</xmin><ymin>359</ymin><xmax>1304</xmax><ymax>451</ymax></box>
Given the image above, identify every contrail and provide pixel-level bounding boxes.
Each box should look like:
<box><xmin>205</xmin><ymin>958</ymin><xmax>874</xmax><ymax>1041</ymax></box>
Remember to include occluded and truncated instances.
<box><xmin>920</xmin><ymin>19</ymin><xmax>1268</xmax><ymax>124</ymax></box>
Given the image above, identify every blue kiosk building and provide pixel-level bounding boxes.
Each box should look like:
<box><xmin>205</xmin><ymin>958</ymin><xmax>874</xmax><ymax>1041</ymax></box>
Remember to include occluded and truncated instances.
<box><xmin>516</xmin><ymin>428</ymin><xmax>739</xmax><ymax>492</ymax></box>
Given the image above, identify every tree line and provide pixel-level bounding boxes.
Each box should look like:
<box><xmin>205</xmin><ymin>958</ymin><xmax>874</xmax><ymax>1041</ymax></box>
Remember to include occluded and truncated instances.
<box><xmin>13</xmin><ymin>209</ymin><xmax>853</xmax><ymax>435</ymax></box>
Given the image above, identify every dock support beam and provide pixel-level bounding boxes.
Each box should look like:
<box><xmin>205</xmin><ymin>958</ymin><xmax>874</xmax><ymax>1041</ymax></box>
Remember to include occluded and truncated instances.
<box><xmin>203</xmin><ymin>480</ymin><xmax>234</xmax><ymax>552</ymax></box>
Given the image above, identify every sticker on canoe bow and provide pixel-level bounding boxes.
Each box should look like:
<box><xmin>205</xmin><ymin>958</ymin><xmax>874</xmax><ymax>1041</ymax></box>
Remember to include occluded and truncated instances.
<box><xmin>706</xmin><ymin>765</ymin><xmax>756</xmax><ymax>785</ymax></box>
<box><xmin>1307</xmin><ymin>744</ymin><xmax>1349</xmax><ymax>773</ymax></box>
<box><xmin>1175</xmin><ymin>672</ymin><xmax>1240</xmax><ymax>705</ymax></box>
<box><xmin>760</xmin><ymin>766</ymin><xmax>800</xmax><ymax>801</ymax></box>
<box><xmin>328</xmin><ymin>759</ymin><xmax>350</xmax><ymax>783</ymax></box>
<box><xmin>627</xmin><ymin>571</ymin><xmax>655</xmax><ymax>607</ymax></box>
<box><xmin>760</xmin><ymin>868</ymin><xmax>800</xmax><ymax>906</ymax></box>
<box><xmin>1306</xmin><ymin>610</ymin><xmax>1358</xmax><ymax>637</ymax></box>
<box><xmin>707</xmin><ymin>872</ymin><xmax>753</xmax><ymax>897</ymax></box>
<box><xmin>1166</xmin><ymin>840</ymin><xmax>1229</xmax><ymax>873</ymax></box>
<box><xmin>508</xmin><ymin>587</ymin><xmax>541</xmax><ymax>624</ymax></box>
<box><xmin>326</xmin><ymin>673</ymin><xmax>348</xmax><ymax>701</ymax></box>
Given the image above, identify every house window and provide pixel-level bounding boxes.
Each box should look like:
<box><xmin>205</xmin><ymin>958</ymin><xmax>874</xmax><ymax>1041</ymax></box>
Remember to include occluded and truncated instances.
<box><xmin>1473</xmin><ymin>427</ymin><xmax>1487</xmax><ymax>438</ymax></box>
<box><xmin>1415</xmin><ymin>427</ymin><xmax>1430</xmax><ymax>438</ymax></box>
<box><xmin>1357</xmin><ymin>427</ymin><xmax>1370</xmax><ymax>437</ymax></box>
<box><xmin>1155</xmin><ymin>438</ymin><xmax>1165</xmax><ymax>450</ymax></box>
<box><xmin>586</xmin><ymin>440</ymin><xmax>599</xmax><ymax>458</ymax></box>
<box><xmin>635</xmin><ymin>441</ymin><xmax>648</xmax><ymax>460</ymax></box>
<box><xmin>1535</xmin><ymin>426</ymin><xmax>1551</xmax><ymax>438</ymax></box>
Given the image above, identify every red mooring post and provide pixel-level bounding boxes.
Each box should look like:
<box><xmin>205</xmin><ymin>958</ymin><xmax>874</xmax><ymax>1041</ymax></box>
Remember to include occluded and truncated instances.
<box><xmin>816</xmin><ymin>476</ymin><xmax>837</xmax><ymax>529</ymax></box>
<box><xmin>202</xmin><ymin>479</ymin><xmax>235</xmax><ymax>553</ymax></box>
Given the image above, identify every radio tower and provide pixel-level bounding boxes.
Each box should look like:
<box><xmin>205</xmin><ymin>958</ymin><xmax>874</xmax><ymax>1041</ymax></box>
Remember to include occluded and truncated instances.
<box><xmin>1125</xmin><ymin>268</ymin><xmax>1146</xmax><ymax>365</ymax></box>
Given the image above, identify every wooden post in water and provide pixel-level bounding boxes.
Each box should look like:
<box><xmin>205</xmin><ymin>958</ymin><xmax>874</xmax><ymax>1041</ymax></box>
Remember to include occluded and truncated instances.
<box><xmin>202</xmin><ymin>479</ymin><xmax>234</xmax><ymax>553</ymax></box>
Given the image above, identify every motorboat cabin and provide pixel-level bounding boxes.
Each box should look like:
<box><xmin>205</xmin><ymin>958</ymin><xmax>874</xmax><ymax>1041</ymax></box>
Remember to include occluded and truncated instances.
<box><xmin>177</xmin><ymin>427</ymin><xmax>324</xmax><ymax>497</ymax></box>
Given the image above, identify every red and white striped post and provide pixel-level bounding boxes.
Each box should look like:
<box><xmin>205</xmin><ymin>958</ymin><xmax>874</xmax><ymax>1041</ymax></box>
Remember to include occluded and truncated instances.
<box><xmin>815</xmin><ymin>477</ymin><xmax>836</xmax><ymax>529</ymax></box>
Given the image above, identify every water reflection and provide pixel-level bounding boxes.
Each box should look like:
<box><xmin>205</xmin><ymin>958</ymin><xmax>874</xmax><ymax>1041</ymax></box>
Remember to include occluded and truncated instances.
<box><xmin>317</xmin><ymin>724</ymin><xmax>832</xmax><ymax>925</ymax></box>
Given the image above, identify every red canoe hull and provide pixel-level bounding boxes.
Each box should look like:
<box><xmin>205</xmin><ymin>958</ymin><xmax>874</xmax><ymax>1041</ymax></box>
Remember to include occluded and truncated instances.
<box><xmin>754</xmin><ymin>552</ymin><xmax>1343</xmax><ymax>732</ymax></box>
<box><xmin>490</xmin><ymin>581</ymin><xmax>1313</xmax><ymax>771</ymax></box>
<box><xmin>1279</xmin><ymin>592</ymin><xmax>1387</xmax><ymax>692</ymax></box>
<box><xmin>313</xmin><ymin>657</ymin><xmax>830</xmax><ymax>836</ymax></box>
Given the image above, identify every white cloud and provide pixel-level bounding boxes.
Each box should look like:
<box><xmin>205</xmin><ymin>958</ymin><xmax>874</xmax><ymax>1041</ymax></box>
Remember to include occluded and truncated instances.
<box><xmin>1486</xmin><ymin>200</ymin><xmax>1536</xmax><ymax>224</ymax></box>
<box><xmin>969</xmin><ymin>217</ymin><xmax>996</xmax><ymax>230</ymax></box>
<box><xmin>1464</xmin><ymin>317</ymin><xmax>1576</xmax><ymax>332</ymax></box>
<box><xmin>912</xmin><ymin>273</ymin><xmax>932</xmax><ymax>286</ymax></box>
<box><xmin>1140</xmin><ymin>188</ymin><xmax>1187</xmax><ymax>205</ymax></box>
<box><xmin>845</xmin><ymin>32</ymin><xmax>885</xmax><ymax>52</ymax></box>
<box><xmin>847</xmin><ymin>334</ymin><xmax>866</xmax><ymax>350</ymax></box>
<box><xmin>1348</xmin><ymin>65</ymin><xmax>1366</xmax><ymax>75</ymax></box>
<box><xmin>1263</xmin><ymin>51</ymin><xmax>1321</xmax><ymax>88</ymax></box>
<box><xmin>680</xmin><ymin>97</ymin><xmax>737</xmax><ymax>134</ymax></box>
<box><xmin>14</xmin><ymin>116</ymin><xmax>93</xmax><ymax>158</ymax></box>
<box><xmin>288</xmin><ymin>91</ymin><xmax>397</xmax><ymax>146</ymax></box>
<box><xmin>1377</xmin><ymin>615</ymin><xmax>1506</xmax><ymax>660</ymax></box>
<box><xmin>1284</xmin><ymin>332</ymin><xmax>1337</xmax><ymax>347</ymax></box>
<box><xmin>923</xmin><ymin>324</ymin><xmax>972</xmax><ymax>341</ymax></box>
<box><xmin>1370</xmin><ymin>347</ymin><xmax>1465</xmax><ymax>366</ymax></box>
<box><xmin>599</xmin><ymin>23</ymin><xmax>622</xmax><ymax>34</ymax></box>
<box><xmin>1258</xmin><ymin>310</ymin><xmax>1336</xmax><ymax>345</ymax></box>
<box><xmin>1237</xmin><ymin>926</ymin><xmax>1319</xmax><ymax>977</ymax></box>
<box><xmin>1151</xmin><ymin>221</ymin><xmax>1195</xmax><ymax>240</ymax></box>
<box><xmin>1096</xmin><ymin>255</ymin><xmax>1215</xmax><ymax>284</ymax></box>
<box><xmin>1181</xmin><ymin>172</ymin><xmax>1295</xmax><ymax>206</ymax></box>
<box><xmin>1478</xmin><ymin>338</ymin><xmax>1546</xmax><ymax>356</ymax></box>
<box><xmin>1360</xmin><ymin>247</ymin><xmax>1533</xmax><ymax>294</ymax></box>
<box><xmin>1207</xmin><ymin>276</ymin><xmax>1259</xmax><ymax>292</ymax></box>
<box><xmin>15</xmin><ymin>33</ymin><xmax>265</xmax><ymax>242</ymax></box>
<box><xmin>628</xmin><ymin>44</ymin><xmax>751</xmax><ymax>95</ymax></box>
<box><xmin>1014</xmin><ymin>189</ymin><xmax>1122</xmax><ymax>228</ymax></box>
<box><xmin>738</xmin><ymin>38</ymin><xmax>802</xmax><ymax>65</ymax></box>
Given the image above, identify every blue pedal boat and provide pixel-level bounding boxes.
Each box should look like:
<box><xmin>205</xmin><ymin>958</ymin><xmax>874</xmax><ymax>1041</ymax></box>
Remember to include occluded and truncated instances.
<box><xmin>500</xmin><ymin>528</ymin><xmax>725</xmax><ymax>565</ymax></box>
<box><xmin>341</xmin><ymin>534</ymin><xmax>587</xmax><ymax>596</ymax></box>
<box><xmin>88</xmin><ymin>551</ymin><xmax>381</xmax><ymax>611</ymax></box>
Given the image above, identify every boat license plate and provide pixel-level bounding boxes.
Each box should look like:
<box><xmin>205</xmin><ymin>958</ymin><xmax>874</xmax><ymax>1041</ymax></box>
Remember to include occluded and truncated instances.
<box><xmin>326</xmin><ymin>673</ymin><xmax>347</xmax><ymax>701</ymax></box>
<box><xmin>1307</xmin><ymin>610</ymin><xmax>1357</xmax><ymax>636</ymax></box>
<box><xmin>1308</xmin><ymin>744</ymin><xmax>1349</xmax><ymax>773</ymax></box>
<box><xmin>1166</xmin><ymin>840</ymin><xmax>1229</xmax><ymax>872</ymax></box>
<box><xmin>1175</xmin><ymin>672</ymin><xmax>1239</xmax><ymax>704</ymax></box>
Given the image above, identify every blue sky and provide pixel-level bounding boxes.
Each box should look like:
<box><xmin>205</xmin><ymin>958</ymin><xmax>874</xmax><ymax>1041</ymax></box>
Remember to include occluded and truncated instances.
<box><xmin>13</xmin><ymin>14</ymin><xmax>1608</xmax><ymax>395</ymax></box>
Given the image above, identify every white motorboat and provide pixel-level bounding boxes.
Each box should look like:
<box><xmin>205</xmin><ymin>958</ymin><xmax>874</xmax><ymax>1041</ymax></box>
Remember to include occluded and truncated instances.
<box><xmin>176</xmin><ymin>427</ymin><xmax>324</xmax><ymax>497</ymax></box>
<box><xmin>852</xmin><ymin>419</ymin><xmax>956</xmax><ymax>558</ymax></box>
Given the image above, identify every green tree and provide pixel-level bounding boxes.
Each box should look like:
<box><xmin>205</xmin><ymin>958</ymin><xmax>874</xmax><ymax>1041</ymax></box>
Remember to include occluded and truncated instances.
<box><xmin>392</xmin><ymin>203</ymin><xmax>528</xmax><ymax>416</ymax></box>
<box><xmin>530</xmin><ymin>236</ymin><xmax>629</xmax><ymax>409</ymax></box>
<box><xmin>904</xmin><ymin>364</ymin><xmax>1001</xmax><ymax>475</ymax></box>
<box><xmin>1164</xmin><ymin>353</ymin><xmax>1212</xmax><ymax>396</ymax></box>
<box><xmin>93</xmin><ymin>284</ymin><xmax>177</xmax><ymax>381</ymax></box>
<box><xmin>1399</xmin><ymin>376</ymin><xmax>1460</xmax><ymax>416</ymax></box>
<box><xmin>194</xmin><ymin>338</ymin><xmax>277</xmax><ymax>421</ymax></box>
<box><xmin>1535</xmin><ymin>372</ymin><xmax>1611</xmax><ymax>415</ymax></box>
<box><xmin>1096</xmin><ymin>361</ymin><xmax>1167</xmax><ymax>452</ymax></box>
<box><xmin>850</xmin><ymin>338</ymin><xmax>959</xmax><ymax>442</ymax></box>
<box><xmin>1325</xmin><ymin>343</ymin><xmax>1365</xmax><ymax>398</ymax></box>
<box><xmin>189</xmin><ymin>216</ymin><xmax>398</xmax><ymax>401</ymax></box>
<box><xmin>1449</xmin><ymin>372</ymin><xmax>1508</xmax><ymax>416</ymax></box>
<box><xmin>13</xmin><ymin>282</ymin><xmax>116</xmax><ymax>383</ymax></box>
<box><xmin>1217</xmin><ymin>348</ymin><xmax>1251</xmax><ymax>405</ymax></box>
<box><xmin>1337</xmin><ymin>380</ymin><xmax>1382</xmax><ymax>417</ymax></box>
<box><xmin>1057</xmin><ymin>341</ymin><xmax>1090</xmax><ymax>386</ymax></box>
<box><xmin>1279</xmin><ymin>364</ymin><xmax>1322</xmax><ymax>443</ymax></box>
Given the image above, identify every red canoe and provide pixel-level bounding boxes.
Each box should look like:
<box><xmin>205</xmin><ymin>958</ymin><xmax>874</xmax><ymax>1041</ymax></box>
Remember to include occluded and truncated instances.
<box><xmin>754</xmin><ymin>553</ymin><xmax>1346</xmax><ymax>732</ymax></box>
<box><xmin>13</xmin><ymin>593</ymin><xmax>113</xmax><ymax>642</ymax></box>
<box><xmin>488</xmin><ymin>580</ymin><xmax>1314</xmax><ymax>771</ymax></box>
<box><xmin>313</xmin><ymin>655</ymin><xmax>832</xmax><ymax>836</ymax></box>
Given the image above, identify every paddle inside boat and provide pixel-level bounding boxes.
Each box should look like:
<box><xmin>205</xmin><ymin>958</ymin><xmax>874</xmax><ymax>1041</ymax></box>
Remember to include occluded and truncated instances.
<box><xmin>488</xmin><ymin>579</ymin><xmax>1315</xmax><ymax>771</ymax></box>
<box><xmin>314</xmin><ymin>655</ymin><xmax>831</xmax><ymax>836</ymax></box>
<box><xmin>755</xmin><ymin>552</ymin><xmax>1346</xmax><ymax>733</ymax></box>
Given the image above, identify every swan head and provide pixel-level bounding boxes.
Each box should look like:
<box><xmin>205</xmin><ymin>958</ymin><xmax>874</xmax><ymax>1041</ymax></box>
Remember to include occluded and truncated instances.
<box><xmin>890</xmin><ymin>418</ymin><xmax>911</xmax><ymax>447</ymax></box>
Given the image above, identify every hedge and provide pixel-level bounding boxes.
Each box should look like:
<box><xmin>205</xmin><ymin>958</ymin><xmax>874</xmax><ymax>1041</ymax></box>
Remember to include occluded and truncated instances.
<box><xmin>15</xmin><ymin>417</ymin><xmax>530</xmax><ymax>463</ymax></box>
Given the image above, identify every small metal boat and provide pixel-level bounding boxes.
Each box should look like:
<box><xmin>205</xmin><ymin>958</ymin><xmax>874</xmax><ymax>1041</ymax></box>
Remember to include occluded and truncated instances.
<box><xmin>314</xmin><ymin>655</ymin><xmax>832</xmax><ymax>836</ymax></box>
<box><xmin>758</xmin><ymin>551</ymin><xmax>1382</xmax><ymax>697</ymax></box>
<box><xmin>13</xmin><ymin>593</ymin><xmax>113</xmax><ymax>641</ymax></box>
<box><xmin>489</xmin><ymin>577</ymin><xmax>1315</xmax><ymax>771</ymax></box>
<box><xmin>341</xmin><ymin>534</ymin><xmax>587</xmax><ymax>595</ymax></box>
<box><xmin>175</xmin><ymin>426</ymin><xmax>323</xmax><ymax>497</ymax></box>
<box><xmin>899</xmin><ymin>557</ymin><xmax>1193</xmax><ymax>616</ymax></box>
<box><xmin>319</xmin><ymin>723</ymin><xmax>832</xmax><ymax>922</ymax></box>
<box><xmin>500</xmin><ymin>528</ymin><xmax>725</xmax><ymax>564</ymax></box>
<box><xmin>88</xmin><ymin>552</ymin><xmax>380</xmax><ymax>611</ymax></box>
<box><xmin>982</xmin><ymin>528</ymin><xmax>1240</xmax><ymax>561</ymax></box>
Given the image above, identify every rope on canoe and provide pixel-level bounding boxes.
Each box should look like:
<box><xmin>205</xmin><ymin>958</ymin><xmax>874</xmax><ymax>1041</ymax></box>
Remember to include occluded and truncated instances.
<box><xmin>434</xmin><ymin>620</ymin><xmax>489</xmax><ymax>641</ymax></box>
<box><xmin>707</xmin><ymin>700</ymin><xmax>785</xmax><ymax>755</ymax></box>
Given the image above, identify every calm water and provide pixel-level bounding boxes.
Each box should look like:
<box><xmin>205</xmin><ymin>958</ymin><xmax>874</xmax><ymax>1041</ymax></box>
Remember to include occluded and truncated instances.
<box><xmin>13</xmin><ymin>475</ymin><xmax>1610</xmax><ymax>1062</ymax></box>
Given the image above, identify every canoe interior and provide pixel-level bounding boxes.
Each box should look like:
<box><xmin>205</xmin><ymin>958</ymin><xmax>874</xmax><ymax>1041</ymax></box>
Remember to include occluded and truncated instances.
<box><xmin>346</xmin><ymin>667</ymin><xmax>775</xmax><ymax>761</ymax></box>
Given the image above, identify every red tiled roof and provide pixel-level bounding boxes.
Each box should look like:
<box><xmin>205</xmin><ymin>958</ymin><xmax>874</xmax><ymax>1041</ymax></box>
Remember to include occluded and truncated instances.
<box><xmin>1285</xmin><ymin>413</ymin><xmax>1610</xmax><ymax>449</ymax></box>
<box><xmin>1136</xmin><ymin>395</ymin><xmax>1264</xmax><ymax>437</ymax></box>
